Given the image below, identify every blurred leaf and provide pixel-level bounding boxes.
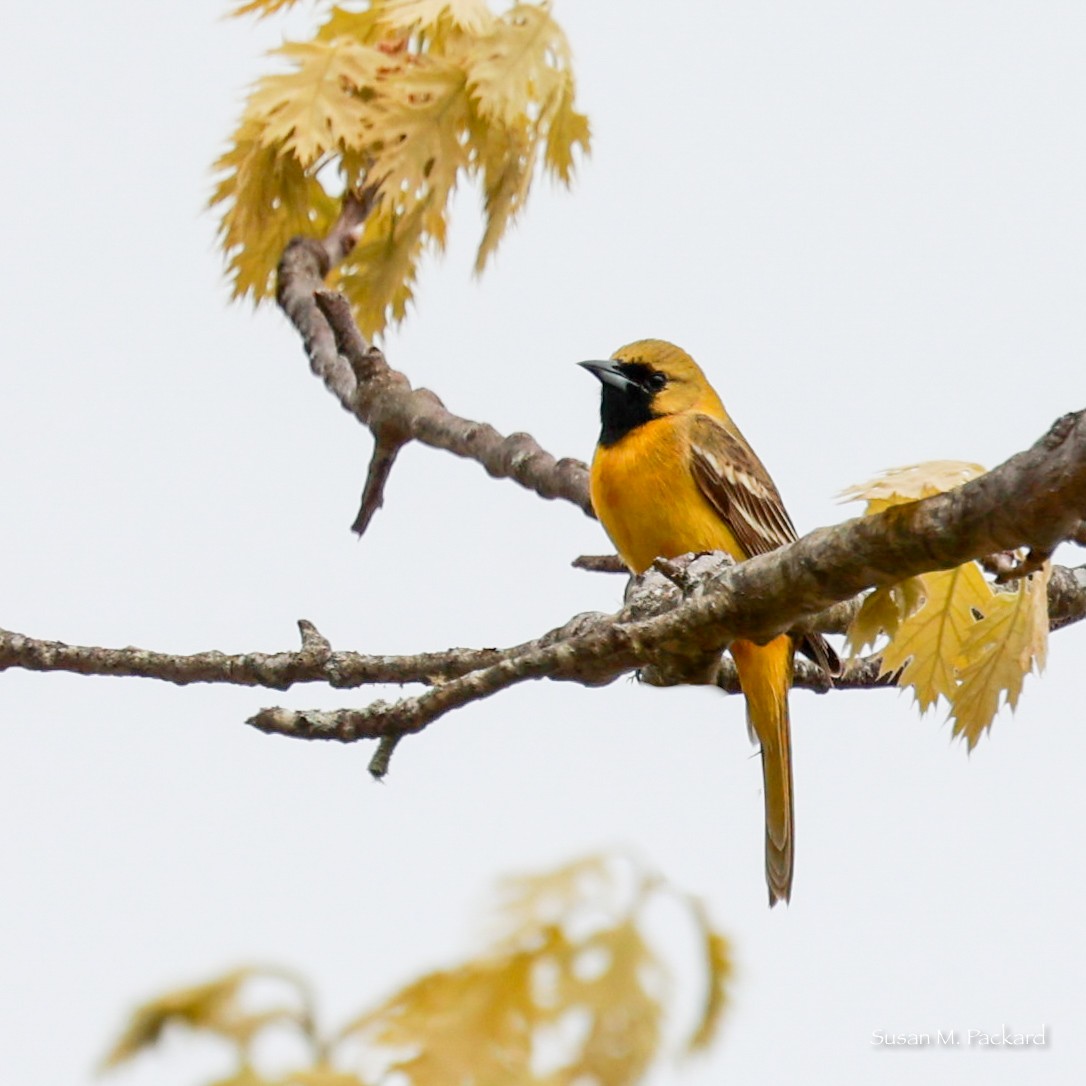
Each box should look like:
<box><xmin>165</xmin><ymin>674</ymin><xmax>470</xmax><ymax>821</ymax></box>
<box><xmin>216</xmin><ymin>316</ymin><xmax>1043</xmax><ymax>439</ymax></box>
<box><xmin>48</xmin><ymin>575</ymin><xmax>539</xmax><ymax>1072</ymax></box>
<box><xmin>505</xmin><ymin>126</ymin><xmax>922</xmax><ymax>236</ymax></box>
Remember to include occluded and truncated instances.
<box><xmin>103</xmin><ymin>856</ymin><xmax>728</xmax><ymax>1085</ymax></box>
<box><xmin>546</xmin><ymin>922</ymin><xmax>662</xmax><ymax>1086</ymax></box>
<box><xmin>492</xmin><ymin>853</ymin><xmax>620</xmax><ymax>940</ymax></box>
<box><xmin>103</xmin><ymin>967</ymin><xmax>311</xmax><ymax>1070</ymax></box>
<box><xmin>685</xmin><ymin>899</ymin><xmax>733</xmax><ymax>1053</ymax></box>
<box><xmin>343</xmin><ymin>943</ymin><xmax>541</xmax><ymax>1084</ymax></box>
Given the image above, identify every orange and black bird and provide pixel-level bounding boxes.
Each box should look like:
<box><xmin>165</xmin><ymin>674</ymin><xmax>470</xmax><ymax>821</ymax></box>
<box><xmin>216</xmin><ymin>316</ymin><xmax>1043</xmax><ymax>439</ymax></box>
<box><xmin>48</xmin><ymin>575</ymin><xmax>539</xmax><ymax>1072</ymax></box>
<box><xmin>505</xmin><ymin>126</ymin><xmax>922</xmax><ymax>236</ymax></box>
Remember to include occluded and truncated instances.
<box><xmin>580</xmin><ymin>339</ymin><xmax>838</xmax><ymax>905</ymax></box>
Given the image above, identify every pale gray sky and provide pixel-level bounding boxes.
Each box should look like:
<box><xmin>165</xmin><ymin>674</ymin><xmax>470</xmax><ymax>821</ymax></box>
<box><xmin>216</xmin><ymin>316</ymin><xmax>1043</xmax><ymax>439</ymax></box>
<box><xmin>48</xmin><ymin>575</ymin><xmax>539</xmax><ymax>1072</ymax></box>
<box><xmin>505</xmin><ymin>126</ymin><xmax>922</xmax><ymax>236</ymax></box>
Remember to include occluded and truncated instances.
<box><xmin>1</xmin><ymin>2</ymin><xmax>1084</xmax><ymax>1084</ymax></box>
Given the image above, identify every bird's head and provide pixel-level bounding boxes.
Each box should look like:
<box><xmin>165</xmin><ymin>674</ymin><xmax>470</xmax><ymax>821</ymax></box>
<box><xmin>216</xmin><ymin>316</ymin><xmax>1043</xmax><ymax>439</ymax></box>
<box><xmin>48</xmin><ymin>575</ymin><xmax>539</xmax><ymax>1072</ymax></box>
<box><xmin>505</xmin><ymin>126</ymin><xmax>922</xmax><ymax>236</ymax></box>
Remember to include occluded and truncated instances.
<box><xmin>579</xmin><ymin>339</ymin><xmax>725</xmax><ymax>446</ymax></box>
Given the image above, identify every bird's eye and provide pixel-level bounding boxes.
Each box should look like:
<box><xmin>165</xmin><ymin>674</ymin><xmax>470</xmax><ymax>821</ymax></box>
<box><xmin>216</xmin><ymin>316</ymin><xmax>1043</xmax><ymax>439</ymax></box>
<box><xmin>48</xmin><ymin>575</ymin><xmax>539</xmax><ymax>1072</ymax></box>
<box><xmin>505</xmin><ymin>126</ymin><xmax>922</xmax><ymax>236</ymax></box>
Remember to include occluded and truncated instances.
<box><xmin>647</xmin><ymin>372</ymin><xmax>667</xmax><ymax>391</ymax></box>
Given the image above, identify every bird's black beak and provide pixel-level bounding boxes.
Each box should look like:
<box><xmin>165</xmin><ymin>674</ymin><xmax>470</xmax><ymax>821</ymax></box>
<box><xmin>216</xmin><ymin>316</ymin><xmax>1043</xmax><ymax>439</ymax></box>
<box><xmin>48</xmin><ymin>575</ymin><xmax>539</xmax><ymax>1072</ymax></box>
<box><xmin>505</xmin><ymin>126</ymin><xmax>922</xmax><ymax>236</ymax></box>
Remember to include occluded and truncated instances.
<box><xmin>578</xmin><ymin>359</ymin><xmax>636</xmax><ymax>392</ymax></box>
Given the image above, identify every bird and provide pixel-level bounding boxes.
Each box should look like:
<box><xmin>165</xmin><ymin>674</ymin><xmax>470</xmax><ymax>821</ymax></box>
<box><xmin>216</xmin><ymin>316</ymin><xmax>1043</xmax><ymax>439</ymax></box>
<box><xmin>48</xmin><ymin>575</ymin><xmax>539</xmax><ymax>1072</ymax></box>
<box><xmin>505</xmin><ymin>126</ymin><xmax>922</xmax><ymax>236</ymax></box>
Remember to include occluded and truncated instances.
<box><xmin>580</xmin><ymin>339</ymin><xmax>838</xmax><ymax>905</ymax></box>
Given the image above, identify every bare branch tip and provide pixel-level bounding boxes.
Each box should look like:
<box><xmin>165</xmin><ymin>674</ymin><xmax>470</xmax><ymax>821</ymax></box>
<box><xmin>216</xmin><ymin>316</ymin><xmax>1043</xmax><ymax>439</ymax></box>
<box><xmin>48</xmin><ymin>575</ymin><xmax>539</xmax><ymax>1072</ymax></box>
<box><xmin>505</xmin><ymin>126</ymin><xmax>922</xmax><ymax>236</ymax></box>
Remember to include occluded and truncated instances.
<box><xmin>368</xmin><ymin>734</ymin><xmax>402</xmax><ymax>780</ymax></box>
<box><xmin>351</xmin><ymin>441</ymin><xmax>404</xmax><ymax>537</ymax></box>
<box><xmin>297</xmin><ymin>620</ymin><xmax>331</xmax><ymax>655</ymax></box>
<box><xmin>572</xmin><ymin>554</ymin><xmax>628</xmax><ymax>573</ymax></box>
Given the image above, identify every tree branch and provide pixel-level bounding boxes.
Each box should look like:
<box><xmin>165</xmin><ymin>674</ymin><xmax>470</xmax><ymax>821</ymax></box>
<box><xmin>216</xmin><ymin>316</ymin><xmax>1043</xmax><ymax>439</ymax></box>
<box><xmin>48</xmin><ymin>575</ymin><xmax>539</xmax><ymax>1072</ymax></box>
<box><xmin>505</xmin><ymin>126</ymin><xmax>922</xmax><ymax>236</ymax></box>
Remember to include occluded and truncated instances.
<box><xmin>275</xmin><ymin>201</ymin><xmax>592</xmax><ymax>535</ymax></box>
<box><xmin>5</xmin><ymin>408</ymin><xmax>1083</xmax><ymax>758</ymax></box>
<box><xmin>245</xmin><ymin>409</ymin><xmax>1086</xmax><ymax>743</ymax></box>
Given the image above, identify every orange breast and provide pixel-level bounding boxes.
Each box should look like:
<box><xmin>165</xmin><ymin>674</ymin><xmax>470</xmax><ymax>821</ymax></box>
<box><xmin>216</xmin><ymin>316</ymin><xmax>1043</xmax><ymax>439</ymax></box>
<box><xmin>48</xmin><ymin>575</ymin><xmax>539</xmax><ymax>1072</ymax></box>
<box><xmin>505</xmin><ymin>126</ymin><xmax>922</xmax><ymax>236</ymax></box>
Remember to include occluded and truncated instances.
<box><xmin>589</xmin><ymin>417</ymin><xmax>745</xmax><ymax>574</ymax></box>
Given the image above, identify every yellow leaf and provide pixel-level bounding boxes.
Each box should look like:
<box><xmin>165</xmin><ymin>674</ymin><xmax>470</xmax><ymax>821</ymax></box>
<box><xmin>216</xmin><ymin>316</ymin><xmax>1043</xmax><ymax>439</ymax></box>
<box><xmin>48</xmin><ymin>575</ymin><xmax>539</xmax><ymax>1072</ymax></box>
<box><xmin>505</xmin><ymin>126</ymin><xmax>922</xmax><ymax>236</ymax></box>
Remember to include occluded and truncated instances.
<box><xmin>467</xmin><ymin>5</ymin><xmax>571</xmax><ymax>128</ymax></box>
<box><xmin>316</xmin><ymin>7</ymin><xmax>385</xmax><ymax>45</ymax></box>
<box><xmin>950</xmin><ymin>565</ymin><xmax>1051</xmax><ymax>748</ymax></box>
<box><xmin>332</xmin><ymin>199</ymin><xmax>430</xmax><ymax>337</ymax></box>
<box><xmin>210</xmin><ymin>121</ymin><xmax>338</xmax><ymax>302</ymax></box>
<box><xmin>249</xmin><ymin>39</ymin><xmax>385</xmax><ymax>167</ymax></box>
<box><xmin>543</xmin><ymin>71</ymin><xmax>591</xmax><ymax>185</ymax></box>
<box><xmin>214</xmin><ymin>1</ymin><xmax>590</xmax><ymax>334</ymax></box>
<box><xmin>840</xmin><ymin>460</ymin><xmax>986</xmax><ymax>514</ymax></box>
<box><xmin>845</xmin><ymin>578</ymin><xmax>925</xmax><ymax>656</ymax></box>
<box><xmin>374</xmin><ymin>0</ymin><xmax>496</xmax><ymax>36</ymax></box>
<box><xmin>366</xmin><ymin>55</ymin><xmax>470</xmax><ymax>218</ymax></box>
<box><xmin>842</xmin><ymin>460</ymin><xmax>1049</xmax><ymax>744</ymax></box>
<box><xmin>879</xmin><ymin>562</ymin><xmax>995</xmax><ymax>712</ymax></box>
<box><xmin>472</xmin><ymin>117</ymin><xmax>536</xmax><ymax>274</ymax></box>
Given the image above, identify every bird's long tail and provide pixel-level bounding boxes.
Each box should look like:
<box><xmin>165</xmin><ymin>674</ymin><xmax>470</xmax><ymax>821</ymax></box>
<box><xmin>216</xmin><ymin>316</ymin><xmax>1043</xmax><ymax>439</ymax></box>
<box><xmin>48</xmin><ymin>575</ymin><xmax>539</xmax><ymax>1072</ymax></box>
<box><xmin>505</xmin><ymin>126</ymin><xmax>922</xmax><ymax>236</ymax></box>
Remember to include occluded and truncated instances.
<box><xmin>730</xmin><ymin>635</ymin><xmax>795</xmax><ymax>907</ymax></box>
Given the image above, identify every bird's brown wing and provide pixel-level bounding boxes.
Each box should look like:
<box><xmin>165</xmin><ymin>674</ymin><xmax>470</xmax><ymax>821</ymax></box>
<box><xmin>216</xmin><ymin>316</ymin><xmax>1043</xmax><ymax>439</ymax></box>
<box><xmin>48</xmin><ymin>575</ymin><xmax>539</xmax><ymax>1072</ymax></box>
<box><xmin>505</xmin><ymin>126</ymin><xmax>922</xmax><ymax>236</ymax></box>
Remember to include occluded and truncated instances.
<box><xmin>687</xmin><ymin>414</ymin><xmax>839</xmax><ymax>678</ymax></box>
<box><xmin>686</xmin><ymin>413</ymin><xmax>799</xmax><ymax>558</ymax></box>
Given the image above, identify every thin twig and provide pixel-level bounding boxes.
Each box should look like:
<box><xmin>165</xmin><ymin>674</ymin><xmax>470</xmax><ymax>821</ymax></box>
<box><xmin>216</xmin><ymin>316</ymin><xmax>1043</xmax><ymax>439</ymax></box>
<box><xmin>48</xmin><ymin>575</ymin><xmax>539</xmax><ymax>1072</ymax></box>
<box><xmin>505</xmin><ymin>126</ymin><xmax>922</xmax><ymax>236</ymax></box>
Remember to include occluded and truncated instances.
<box><xmin>572</xmin><ymin>554</ymin><xmax>627</xmax><ymax>573</ymax></box>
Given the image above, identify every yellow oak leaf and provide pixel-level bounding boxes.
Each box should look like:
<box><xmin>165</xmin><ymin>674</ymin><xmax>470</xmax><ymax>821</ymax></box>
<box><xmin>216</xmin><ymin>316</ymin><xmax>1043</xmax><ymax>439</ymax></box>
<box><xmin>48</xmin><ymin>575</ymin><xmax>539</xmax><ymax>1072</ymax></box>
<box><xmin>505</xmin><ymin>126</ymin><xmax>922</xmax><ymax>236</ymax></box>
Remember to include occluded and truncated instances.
<box><xmin>842</xmin><ymin>461</ymin><xmax>1051</xmax><ymax>744</ymax></box>
<box><xmin>363</xmin><ymin>55</ymin><xmax>471</xmax><ymax>217</ymax></box>
<box><xmin>332</xmin><ymin>199</ymin><xmax>430</xmax><ymax>337</ymax></box>
<box><xmin>878</xmin><ymin>562</ymin><xmax>995</xmax><ymax>712</ymax></box>
<box><xmin>950</xmin><ymin>564</ymin><xmax>1050</xmax><ymax>748</ymax></box>
<box><xmin>249</xmin><ymin>39</ymin><xmax>385</xmax><ymax>167</ymax></box>
<box><xmin>840</xmin><ymin>460</ymin><xmax>986</xmax><ymax>515</ymax></box>
<box><xmin>215</xmin><ymin>1</ymin><xmax>588</xmax><ymax>335</ymax></box>
<box><xmin>543</xmin><ymin>70</ymin><xmax>591</xmax><ymax>185</ymax></box>
<box><xmin>374</xmin><ymin>0</ymin><xmax>496</xmax><ymax>36</ymax></box>
<box><xmin>211</xmin><ymin>120</ymin><xmax>338</xmax><ymax>302</ymax></box>
<box><xmin>473</xmin><ymin>118</ymin><xmax>537</xmax><ymax>273</ymax></box>
<box><xmin>845</xmin><ymin>578</ymin><xmax>926</xmax><ymax>656</ymax></box>
<box><xmin>466</xmin><ymin>4</ymin><xmax>571</xmax><ymax>128</ymax></box>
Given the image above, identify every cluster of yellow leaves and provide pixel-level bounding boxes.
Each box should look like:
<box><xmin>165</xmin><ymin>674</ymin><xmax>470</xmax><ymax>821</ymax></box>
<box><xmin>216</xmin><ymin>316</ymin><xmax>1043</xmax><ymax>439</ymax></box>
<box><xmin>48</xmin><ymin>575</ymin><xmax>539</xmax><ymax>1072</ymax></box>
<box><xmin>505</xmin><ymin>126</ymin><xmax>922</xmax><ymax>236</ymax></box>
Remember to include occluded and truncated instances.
<box><xmin>842</xmin><ymin>461</ymin><xmax>1050</xmax><ymax>748</ymax></box>
<box><xmin>213</xmin><ymin>0</ymin><xmax>590</xmax><ymax>337</ymax></box>
<box><xmin>102</xmin><ymin>854</ymin><xmax>731</xmax><ymax>1086</ymax></box>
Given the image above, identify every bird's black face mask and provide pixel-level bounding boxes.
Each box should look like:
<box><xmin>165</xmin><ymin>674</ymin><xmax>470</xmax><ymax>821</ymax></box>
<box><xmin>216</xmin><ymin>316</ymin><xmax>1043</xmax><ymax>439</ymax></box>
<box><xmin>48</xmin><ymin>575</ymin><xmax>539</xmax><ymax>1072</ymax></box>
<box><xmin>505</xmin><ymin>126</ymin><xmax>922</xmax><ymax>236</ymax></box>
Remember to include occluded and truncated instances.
<box><xmin>579</xmin><ymin>359</ymin><xmax>664</xmax><ymax>446</ymax></box>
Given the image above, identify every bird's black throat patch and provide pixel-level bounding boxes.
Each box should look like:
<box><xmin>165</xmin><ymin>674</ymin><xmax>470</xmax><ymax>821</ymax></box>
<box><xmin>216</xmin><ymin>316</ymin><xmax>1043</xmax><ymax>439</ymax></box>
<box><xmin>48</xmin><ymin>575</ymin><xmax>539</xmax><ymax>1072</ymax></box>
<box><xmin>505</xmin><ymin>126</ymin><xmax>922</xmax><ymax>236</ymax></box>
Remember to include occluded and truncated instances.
<box><xmin>597</xmin><ymin>363</ymin><xmax>659</xmax><ymax>447</ymax></box>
